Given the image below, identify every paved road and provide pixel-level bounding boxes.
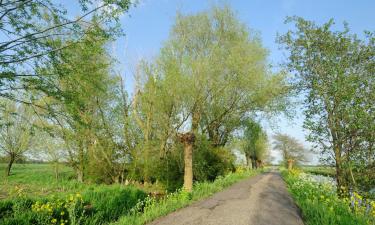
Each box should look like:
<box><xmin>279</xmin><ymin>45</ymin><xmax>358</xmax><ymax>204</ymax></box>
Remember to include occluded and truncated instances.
<box><xmin>148</xmin><ymin>172</ymin><xmax>304</xmax><ymax>225</ymax></box>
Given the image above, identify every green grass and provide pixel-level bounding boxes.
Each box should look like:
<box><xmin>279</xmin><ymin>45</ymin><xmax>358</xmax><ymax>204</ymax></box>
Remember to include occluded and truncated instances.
<box><xmin>113</xmin><ymin>169</ymin><xmax>262</xmax><ymax>225</ymax></box>
<box><xmin>0</xmin><ymin>163</ymin><xmax>81</xmax><ymax>199</ymax></box>
<box><xmin>281</xmin><ymin>169</ymin><xmax>374</xmax><ymax>225</ymax></box>
<box><xmin>301</xmin><ymin>166</ymin><xmax>336</xmax><ymax>177</ymax></box>
<box><xmin>0</xmin><ymin>163</ymin><xmax>149</xmax><ymax>224</ymax></box>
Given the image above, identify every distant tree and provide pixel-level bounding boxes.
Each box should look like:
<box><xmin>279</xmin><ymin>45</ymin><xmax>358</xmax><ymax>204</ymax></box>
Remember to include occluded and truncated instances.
<box><xmin>273</xmin><ymin>133</ymin><xmax>307</xmax><ymax>170</ymax></box>
<box><xmin>0</xmin><ymin>100</ymin><xmax>34</xmax><ymax>176</ymax></box>
<box><xmin>242</xmin><ymin>119</ymin><xmax>269</xmax><ymax>169</ymax></box>
<box><xmin>278</xmin><ymin>17</ymin><xmax>375</xmax><ymax>191</ymax></box>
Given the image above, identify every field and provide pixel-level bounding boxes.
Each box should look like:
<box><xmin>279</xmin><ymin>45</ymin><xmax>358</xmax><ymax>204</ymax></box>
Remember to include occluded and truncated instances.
<box><xmin>0</xmin><ymin>163</ymin><xmax>79</xmax><ymax>199</ymax></box>
<box><xmin>0</xmin><ymin>163</ymin><xmax>150</xmax><ymax>224</ymax></box>
<box><xmin>300</xmin><ymin>166</ymin><xmax>336</xmax><ymax>177</ymax></box>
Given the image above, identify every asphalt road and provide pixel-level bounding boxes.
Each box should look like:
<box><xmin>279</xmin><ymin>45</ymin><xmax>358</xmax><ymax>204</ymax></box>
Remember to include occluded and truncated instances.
<box><xmin>148</xmin><ymin>172</ymin><xmax>304</xmax><ymax>225</ymax></box>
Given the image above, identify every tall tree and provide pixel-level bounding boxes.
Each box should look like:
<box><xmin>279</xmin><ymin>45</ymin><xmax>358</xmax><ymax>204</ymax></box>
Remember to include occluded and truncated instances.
<box><xmin>46</xmin><ymin>25</ymin><xmax>119</xmax><ymax>182</ymax></box>
<box><xmin>278</xmin><ymin>17</ymin><xmax>375</xmax><ymax>191</ymax></box>
<box><xmin>135</xmin><ymin>6</ymin><xmax>290</xmax><ymax>191</ymax></box>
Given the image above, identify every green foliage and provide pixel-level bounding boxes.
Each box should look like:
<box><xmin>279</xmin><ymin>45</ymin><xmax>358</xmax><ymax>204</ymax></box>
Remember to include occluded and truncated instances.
<box><xmin>193</xmin><ymin>137</ymin><xmax>235</xmax><ymax>181</ymax></box>
<box><xmin>282</xmin><ymin>170</ymin><xmax>374</xmax><ymax>225</ymax></box>
<box><xmin>278</xmin><ymin>17</ymin><xmax>375</xmax><ymax>191</ymax></box>
<box><xmin>0</xmin><ymin>0</ymin><xmax>131</xmax><ymax>104</ymax></box>
<box><xmin>241</xmin><ymin>119</ymin><xmax>269</xmax><ymax>168</ymax></box>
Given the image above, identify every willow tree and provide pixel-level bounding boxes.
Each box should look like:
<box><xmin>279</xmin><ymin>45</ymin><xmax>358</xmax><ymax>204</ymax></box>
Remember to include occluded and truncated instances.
<box><xmin>278</xmin><ymin>17</ymin><xmax>375</xmax><ymax>191</ymax></box>
<box><xmin>45</xmin><ymin>25</ymin><xmax>119</xmax><ymax>182</ymax></box>
<box><xmin>242</xmin><ymin>119</ymin><xmax>269</xmax><ymax>169</ymax></box>
<box><xmin>273</xmin><ymin>133</ymin><xmax>307</xmax><ymax>170</ymax></box>
<box><xmin>136</xmin><ymin>6</ymin><xmax>290</xmax><ymax>191</ymax></box>
<box><xmin>0</xmin><ymin>100</ymin><xmax>34</xmax><ymax>176</ymax></box>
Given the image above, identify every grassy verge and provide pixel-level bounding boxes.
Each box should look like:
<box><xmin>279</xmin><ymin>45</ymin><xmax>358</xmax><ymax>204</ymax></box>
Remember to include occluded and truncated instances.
<box><xmin>281</xmin><ymin>169</ymin><xmax>375</xmax><ymax>225</ymax></box>
<box><xmin>0</xmin><ymin>185</ymin><xmax>147</xmax><ymax>225</ymax></box>
<box><xmin>113</xmin><ymin>169</ymin><xmax>262</xmax><ymax>225</ymax></box>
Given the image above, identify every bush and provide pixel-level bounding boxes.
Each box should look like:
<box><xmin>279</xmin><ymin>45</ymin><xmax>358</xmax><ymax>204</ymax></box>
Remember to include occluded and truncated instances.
<box><xmin>193</xmin><ymin>136</ymin><xmax>235</xmax><ymax>182</ymax></box>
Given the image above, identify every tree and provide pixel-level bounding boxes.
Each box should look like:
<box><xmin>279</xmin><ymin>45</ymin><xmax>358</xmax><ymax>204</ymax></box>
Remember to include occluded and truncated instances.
<box><xmin>0</xmin><ymin>100</ymin><xmax>34</xmax><ymax>176</ymax></box>
<box><xmin>242</xmin><ymin>119</ymin><xmax>269</xmax><ymax>169</ymax></box>
<box><xmin>278</xmin><ymin>17</ymin><xmax>375</xmax><ymax>191</ymax></box>
<box><xmin>45</xmin><ymin>25</ymin><xmax>120</xmax><ymax>182</ymax></box>
<box><xmin>135</xmin><ymin>6</ymin><xmax>290</xmax><ymax>191</ymax></box>
<box><xmin>0</xmin><ymin>0</ymin><xmax>132</xmax><ymax>109</ymax></box>
<box><xmin>273</xmin><ymin>133</ymin><xmax>307</xmax><ymax>170</ymax></box>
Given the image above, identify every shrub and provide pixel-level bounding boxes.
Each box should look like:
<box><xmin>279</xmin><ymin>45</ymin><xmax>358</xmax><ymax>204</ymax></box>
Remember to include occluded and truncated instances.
<box><xmin>193</xmin><ymin>136</ymin><xmax>235</xmax><ymax>182</ymax></box>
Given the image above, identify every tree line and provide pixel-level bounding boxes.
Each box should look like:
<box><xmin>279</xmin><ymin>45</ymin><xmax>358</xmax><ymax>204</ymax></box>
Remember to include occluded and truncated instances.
<box><xmin>0</xmin><ymin>2</ymin><xmax>373</xmax><ymax>194</ymax></box>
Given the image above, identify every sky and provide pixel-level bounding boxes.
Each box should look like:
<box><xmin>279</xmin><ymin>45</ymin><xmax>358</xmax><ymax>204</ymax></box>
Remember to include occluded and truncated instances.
<box><xmin>67</xmin><ymin>0</ymin><xmax>375</xmax><ymax>164</ymax></box>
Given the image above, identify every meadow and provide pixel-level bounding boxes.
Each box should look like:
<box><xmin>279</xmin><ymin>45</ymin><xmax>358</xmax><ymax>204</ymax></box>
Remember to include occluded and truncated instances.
<box><xmin>300</xmin><ymin>166</ymin><xmax>336</xmax><ymax>177</ymax></box>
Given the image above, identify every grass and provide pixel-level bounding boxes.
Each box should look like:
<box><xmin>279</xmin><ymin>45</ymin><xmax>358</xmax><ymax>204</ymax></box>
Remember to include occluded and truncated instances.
<box><xmin>0</xmin><ymin>163</ymin><xmax>148</xmax><ymax>224</ymax></box>
<box><xmin>300</xmin><ymin>166</ymin><xmax>336</xmax><ymax>177</ymax></box>
<box><xmin>281</xmin><ymin>169</ymin><xmax>375</xmax><ymax>225</ymax></box>
<box><xmin>113</xmin><ymin>168</ymin><xmax>262</xmax><ymax>225</ymax></box>
<box><xmin>0</xmin><ymin>163</ymin><xmax>81</xmax><ymax>199</ymax></box>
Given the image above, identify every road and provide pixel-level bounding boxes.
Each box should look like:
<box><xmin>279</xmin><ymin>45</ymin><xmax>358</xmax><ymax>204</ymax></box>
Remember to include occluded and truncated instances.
<box><xmin>148</xmin><ymin>172</ymin><xmax>304</xmax><ymax>225</ymax></box>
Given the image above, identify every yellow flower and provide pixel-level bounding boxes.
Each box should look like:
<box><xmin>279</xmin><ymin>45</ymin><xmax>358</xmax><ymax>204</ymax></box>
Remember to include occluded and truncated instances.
<box><xmin>51</xmin><ymin>218</ymin><xmax>57</xmax><ymax>224</ymax></box>
<box><xmin>61</xmin><ymin>211</ymin><xmax>65</xmax><ymax>216</ymax></box>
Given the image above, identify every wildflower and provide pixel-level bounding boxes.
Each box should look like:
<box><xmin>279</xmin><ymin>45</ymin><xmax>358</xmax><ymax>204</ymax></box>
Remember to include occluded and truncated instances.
<box><xmin>51</xmin><ymin>218</ymin><xmax>57</xmax><ymax>224</ymax></box>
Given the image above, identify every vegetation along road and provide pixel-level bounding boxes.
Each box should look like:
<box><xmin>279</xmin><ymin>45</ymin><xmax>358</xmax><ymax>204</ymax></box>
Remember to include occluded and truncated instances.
<box><xmin>148</xmin><ymin>172</ymin><xmax>304</xmax><ymax>225</ymax></box>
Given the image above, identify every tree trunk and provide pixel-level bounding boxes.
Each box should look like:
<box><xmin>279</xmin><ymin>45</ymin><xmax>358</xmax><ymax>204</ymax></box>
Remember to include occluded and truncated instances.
<box><xmin>54</xmin><ymin>161</ymin><xmax>59</xmax><ymax>181</ymax></box>
<box><xmin>6</xmin><ymin>154</ymin><xmax>15</xmax><ymax>176</ymax></box>
<box><xmin>334</xmin><ymin>145</ymin><xmax>345</xmax><ymax>195</ymax></box>
<box><xmin>246</xmin><ymin>155</ymin><xmax>252</xmax><ymax>168</ymax></box>
<box><xmin>287</xmin><ymin>159</ymin><xmax>294</xmax><ymax>170</ymax></box>
<box><xmin>251</xmin><ymin>158</ymin><xmax>257</xmax><ymax>169</ymax></box>
<box><xmin>179</xmin><ymin>132</ymin><xmax>195</xmax><ymax>192</ymax></box>
<box><xmin>77</xmin><ymin>170</ymin><xmax>84</xmax><ymax>183</ymax></box>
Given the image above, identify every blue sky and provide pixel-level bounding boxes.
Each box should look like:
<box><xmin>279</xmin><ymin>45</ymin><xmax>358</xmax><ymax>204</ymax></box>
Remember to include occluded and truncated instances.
<box><xmin>110</xmin><ymin>0</ymin><xmax>374</xmax><ymax>164</ymax></box>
